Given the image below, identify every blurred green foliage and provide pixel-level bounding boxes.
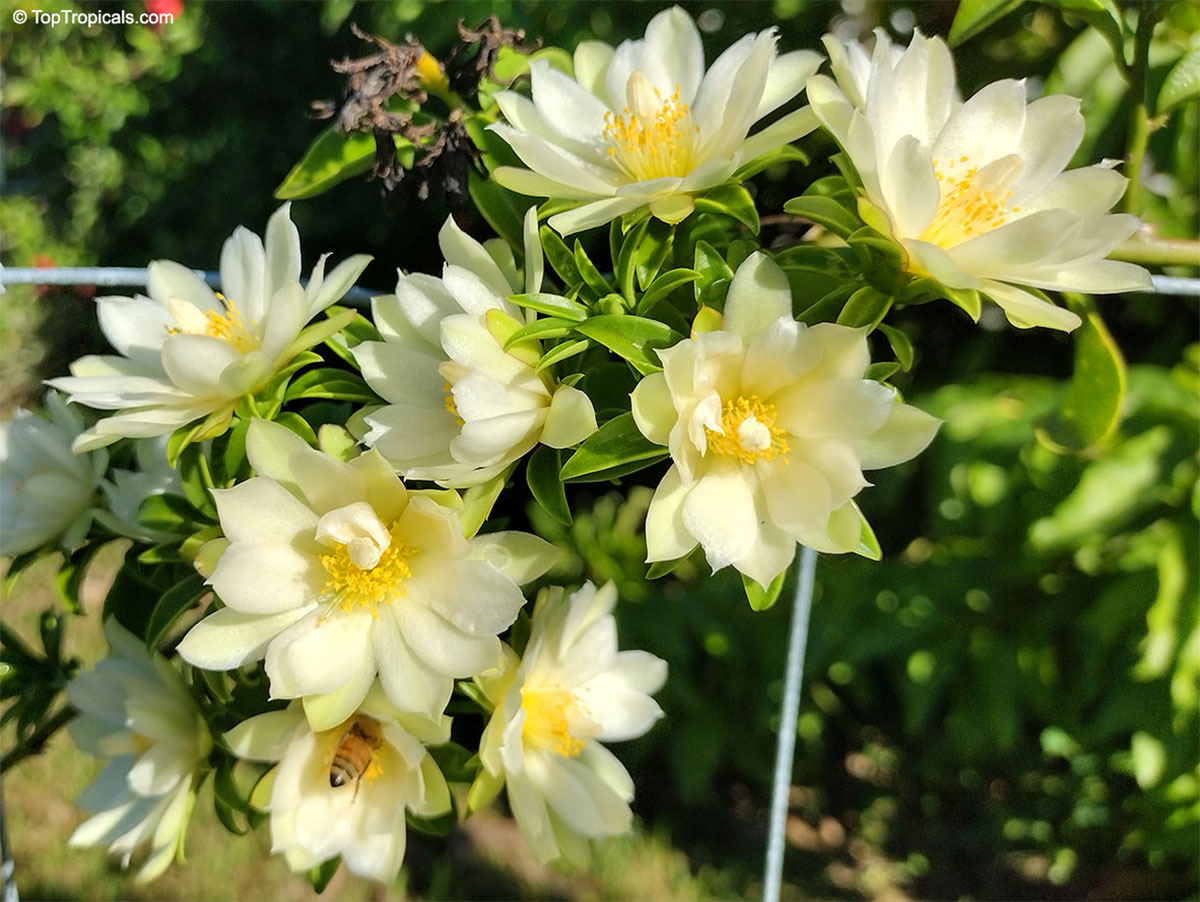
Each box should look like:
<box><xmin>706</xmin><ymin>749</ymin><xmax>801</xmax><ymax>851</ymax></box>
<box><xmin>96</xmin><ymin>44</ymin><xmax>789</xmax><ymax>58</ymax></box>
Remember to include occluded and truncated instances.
<box><xmin>2</xmin><ymin>0</ymin><xmax>1197</xmax><ymax>898</ymax></box>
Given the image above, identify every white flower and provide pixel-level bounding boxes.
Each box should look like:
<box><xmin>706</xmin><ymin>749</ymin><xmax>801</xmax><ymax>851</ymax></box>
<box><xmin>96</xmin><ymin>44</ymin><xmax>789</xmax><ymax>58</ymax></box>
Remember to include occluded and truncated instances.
<box><xmin>177</xmin><ymin>418</ymin><xmax>560</xmax><ymax>729</ymax></box>
<box><xmin>48</xmin><ymin>204</ymin><xmax>371</xmax><ymax>452</ymax></box>
<box><xmin>0</xmin><ymin>391</ymin><xmax>104</xmax><ymax>557</ymax></box>
<box><xmin>95</xmin><ymin>437</ymin><xmax>184</xmax><ymax>544</ymax></box>
<box><xmin>66</xmin><ymin>619</ymin><xmax>210</xmax><ymax>883</ymax></box>
<box><xmin>351</xmin><ymin>209</ymin><xmax>596</xmax><ymax>487</ymax></box>
<box><xmin>224</xmin><ymin>685</ymin><xmax>452</xmax><ymax>883</ymax></box>
<box><xmin>475</xmin><ymin>581</ymin><xmax>666</xmax><ymax>865</ymax></box>
<box><xmin>631</xmin><ymin>252</ymin><xmax>941</xmax><ymax>588</ymax></box>
<box><xmin>489</xmin><ymin>6</ymin><xmax>822</xmax><ymax>234</ymax></box>
<box><xmin>807</xmin><ymin>30</ymin><xmax>1151</xmax><ymax>331</ymax></box>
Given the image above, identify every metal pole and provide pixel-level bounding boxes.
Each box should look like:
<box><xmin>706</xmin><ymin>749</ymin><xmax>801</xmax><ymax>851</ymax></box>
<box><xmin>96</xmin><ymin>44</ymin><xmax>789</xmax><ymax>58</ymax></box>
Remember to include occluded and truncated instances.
<box><xmin>762</xmin><ymin>545</ymin><xmax>818</xmax><ymax>902</ymax></box>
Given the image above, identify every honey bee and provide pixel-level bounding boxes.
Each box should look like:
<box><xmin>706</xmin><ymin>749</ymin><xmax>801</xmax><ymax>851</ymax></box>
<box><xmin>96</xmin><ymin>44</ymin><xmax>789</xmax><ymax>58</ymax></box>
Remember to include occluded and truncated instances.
<box><xmin>329</xmin><ymin>716</ymin><xmax>382</xmax><ymax>797</ymax></box>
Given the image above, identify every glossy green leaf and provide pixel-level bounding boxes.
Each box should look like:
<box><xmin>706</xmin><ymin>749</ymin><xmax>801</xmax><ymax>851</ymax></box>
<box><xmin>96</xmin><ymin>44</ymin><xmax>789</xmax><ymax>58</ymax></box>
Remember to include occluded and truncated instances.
<box><xmin>1158</xmin><ymin>46</ymin><xmax>1200</xmax><ymax>113</ymax></box>
<box><xmin>783</xmin><ymin>194</ymin><xmax>861</xmax><ymax>239</ymax></box>
<box><xmin>526</xmin><ymin>445</ymin><xmax>571</xmax><ymax>526</ymax></box>
<box><xmin>636</xmin><ymin>218</ymin><xmax>674</xmax><ymax>290</ymax></box>
<box><xmin>574</xmin><ymin>240</ymin><xmax>612</xmax><ymax>297</ymax></box>
<box><xmin>614</xmin><ymin>217</ymin><xmax>649</xmax><ymax>302</ymax></box>
<box><xmin>502</xmin><ymin>316</ymin><xmax>575</xmax><ymax>349</ymax></box>
<box><xmin>284</xmin><ymin>368</ymin><xmax>377</xmax><ymax>404</ymax></box>
<box><xmin>694</xmin><ymin>182</ymin><xmax>760</xmax><ymax>234</ymax></box>
<box><xmin>878</xmin><ymin>324</ymin><xmax>915</xmax><ymax>371</ymax></box>
<box><xmin>138</xmin><ymin>493</ymin><xmax>205</xmax><ymax>533</ymax></box>
<box><xmin>575</xmin><ymin>315</ymin><xmax>681</xmax><ymax>374</ymax></box>
<box><xmin>694</xmin><ymin>240</ymin><xmax>734</xmax><ymax>310</ymax></box>
<box><xmin>459</xmin><ymin>465</ymin><xmax>514</xmax><ymax>539</ymax></box>
<box><xmin>837</xmin><ymin>286</ymin><xmax>893</xmax><ymax>330</ymax></box>
<box><xmin>468</xmin><ymin>168</ymin><xmax>528</xmax><ymax>250</ymax></box>
<box><xmin>636</xmin><ymin>268</ymin><xmax>700</xmax><ymax>316</ymax></box>
<box><xmin>1037</xmin><ymin>301</ymin><xmax>1127</xmax><ymax>452</ymax></box>
<box><xmin>507</xmin><ymin>292</ymin><xmax>588</xmax><ymax>322</ymax></box>
<box><xmin>539</xmin><ymin>225</ymin><xmax>582</xmax><ymax>287</ymax></box>
<box><xmin>744</xmin><ymin>569</ymin><xmax>787</xmax><ymax>612</ymax></box>
<box><xmin>177</xmin><ymin>444</ymin><xmax>217</xmax><ymax>520</ymax></box>
<box><xmin>146</xmin><ymin>573</ymin><xmax>208</xmax><ymax>649</ymax></box>
<box><xmin>732</xmin><ymin>144</ymin><xmax>809</xmax><ymax>181</ymax></box>
<box><xmin>275</xmin><ymin>128</ymin><xmax>378</xmax><ymax>200</ymax></box>
<box><xmin>948</xmin><ymin>0</ymin><xmax>1025</xmax><ymax>46</ymax></box>
<box><xmin>534</xmin><ymin>338</ymin><xmax>591</xmax><ymax>374</ymax></box>
<box><xmin>865</xmin><ymin>361</ymin><xmax>902</xmax><ymax>382</ymax></box>
<box><xmin>308</xmin><ymin>858</ymin><xmax>341</xmax><ymax>894</ymax></box>
<box><xmin>561</xmin><ymin>413</ymin><xmax>669</xmax><ymax>482</ymax></box>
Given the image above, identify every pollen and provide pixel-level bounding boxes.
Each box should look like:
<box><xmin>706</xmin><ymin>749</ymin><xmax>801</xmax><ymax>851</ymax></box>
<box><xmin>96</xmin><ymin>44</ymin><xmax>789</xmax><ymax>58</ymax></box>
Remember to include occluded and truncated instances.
<box><xmin>168</xmin><ymin>292</ymin><xmax>259</xmax><ymax>353</ymax></box>
<box><xmin>521</xmin><ymin>686</ymin><xmax>585</xmax><ymax>758</ymax></box>
<box><xmin>602</xmin><ymin>73</ymin><xmax>699</xmax><ymax>181</ymax></box>
<box><xmin>443</xmin><ymin>381</ymin><xmax>463</xmax><ymax>426</ymax></box>
<box><xmin>705</xmin><ymin>395</ymin><xmax>789</xmax><ymax>465</ymax></box>
<box><xmin>920</xmin><ymin>157</ymin><xmax>1014</xmax><ymax>249</ymax></box>
<box><xmin>320</xmin><ymin>521</ymin><xmax>419</xmax><ymax>618</ymax></box>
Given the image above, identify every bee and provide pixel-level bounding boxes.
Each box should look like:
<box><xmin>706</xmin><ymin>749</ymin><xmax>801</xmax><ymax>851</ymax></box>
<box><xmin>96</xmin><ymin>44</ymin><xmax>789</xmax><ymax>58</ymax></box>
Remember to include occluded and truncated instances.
<box><xmin>329</xmin><ymin>716</ymin><xmax>382</xmax><ymax>797</ymax></box>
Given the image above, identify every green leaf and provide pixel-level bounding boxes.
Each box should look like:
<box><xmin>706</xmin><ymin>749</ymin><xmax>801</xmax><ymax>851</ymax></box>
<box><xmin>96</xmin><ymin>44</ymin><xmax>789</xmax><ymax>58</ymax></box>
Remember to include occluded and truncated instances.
<box><xmin>646</xmin><ymin>555</ymin><xmax>690</xmax><ymax>579</ymax></box>
<box><xmin>526</xmin><ymin>446</ymin><xmax>572</xmax><ymax>526</ymax></box>
<box><xmin>177</xmin><ymin>445</ymin><xmax>217</xmax><ymax>520</ymax></box>
<box><xmin>146</xmin><ymin>573</ymin><xmax>208</xmax><ymax>649</ymax></box>
<box><xmin>851</xmin><ymin>502</ymin><xmax>882</xmax><ymax>561</ymax></box>
<box><xmin>459</xmin><ymin>465</ymin><xmax>514</xmax><ymax>539</ymax></box>
<box><xmin>275</xmin><ymin>128</ymin><xmax>378</xmax><ymax>200</ymax></box>
<box><xmin>534</xmin><ymin>338</ymin><xmax>590</xmax><ymax>374</ymax></box>
<box><xmin>732</xmin><ymin>144</ymin><xmax>810</xmax><ymax>181</ymax></box>
<box><xmin>574</xmin><ymin>240</ymin><xmax>612</xmax><ymax>298</ymax></box>
<box><xmin>507</xmin><ymin>292</ymin><xmax>588</xmax><ymax>322</ymax></box>
<box><xmin>948</xmin><ymin>0</ymin><xmax>1025</xmax><ymax>46</ymax></box>
<box><xmin>865</xmin><ymin>361</ymin><xmax>902</xmax><ymax>382</ymax></box>
<box><xmin>836</xmin><ymin>286</ymin><xmax>893</xmax><ymax>330</ymax></box>
<box><xmin>135</xmin><ymin>492</ymin><xmax>197</xmax><ymax>536</ymax></box>
<box><xmin>284</xmin><ymin>368</ymin><xmax>377</xmax><ymax>404</ymax></box>
<box><xmin>54</xmin><ymin>545</ymin><xmax>96</xmax><ymax>615</ymax></box>
<box><xmin>1158</xmin><ymin>46</ymin><xmax>1200</xmax><ymax>113</ymax></box>
<box><xmin>502</xmin><ymin>316</ymin><xmax>575</xmax><ymax>349</ymax></box>
<box><xmin>694</xmin><ymin>182</ymin><xmax>760</xmax><ymax>234</ymax></box>
<box><xmin>848</xmin><ymin>228</ymin><xmax>906</xmax><ymax>290</ymax></box>
<box><xmin>636</xmin><ymin>218</ymin><xmax>674</xmax><ymax>290</ymax></box>
<box><xmin>1047</xmin><ymin>0</ymin><xmax>1127</xmax><ymax>66</ymax></box>
<box><xmin>797</xmin><ymin>285</ymin><xmax>855</xmax><ymax>326</ymax></box>
<box><xmin>744</xmin><ymin>570</ymin><xmax>787</xmax><ymax>612</ymax></box>
<box><xmin>539</xmin><ymin>225</ymin><xmax>582</xmax><ymax>287</ymax></box>
<box><xmin>941</xmin><ymin>284</ymin><xmax>982</xmax><ymax>321</ymax></box>
<box><xmin>1036</xmin><ymin>300</ymin><xmax>1127</xmax><ymax>452</ymax></box>
<box><xmin>308</xmin><ymin>857</ymin><xmax>341</xmax><ymax>894</ymax></box>
<box><xmin>468</xmin><ymin>168</ymin><xmax>528</xmax><ymax>250</ymax></box>
<box><xmin>274</xmin><ymin>411</ymin><xmax>319</xmax><ymax>447</ymax></box>
<box><xmin>783</xmin><ymin>194</ymin><xmax>861</xmax><ymax>239</ymax></box>
<box><xmin>694</xmin><ymin>240</ymin><xmax>735</xmax><ymax>310</ymax></box>
<box><xmin>636</xmin><ymin>268</ymin><xmax>700</xmax><ymax>316</ymax></box>
<box><xmin>575</xmin><ymin>315</ymin><xmax>681</xmax><ymax>375</ymax></box>
<box><xmin>560</xmin><ymin>413</ymin><xmax>669</xmax><ymax>482</ymax></box>
<box><xmin>613</xmin><ymin>218</ymin><xmax>648</xmax><ymax>302</ymax></box>
<box><xmin>878</xmin><ymin>324</ymin><xmax>915</xmax><ymax>371</ymax></box>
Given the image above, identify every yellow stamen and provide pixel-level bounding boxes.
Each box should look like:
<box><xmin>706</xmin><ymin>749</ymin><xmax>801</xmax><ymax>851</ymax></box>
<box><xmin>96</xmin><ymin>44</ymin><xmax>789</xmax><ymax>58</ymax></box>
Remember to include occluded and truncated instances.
<box><xmin>320</xmin><ymin>521</ymin><xmax>418</xmax><ymax>618</ymax></box>
<box><xmin>705</xmin><ymin>395</ymin><xmax>789</xmax><ymax>465</ymax></box>
<box><xmin>168</xmin><ymin>293</ymin><xmax>259</xmax><ymax>353</ymax></box>
<box><xmin>443</xmin><ymin>380</ymin><xmax>463</xmax><ymax>426</ymax></box>
<box><xmin>521</xmin><ymin>686</ymin><xmax>585</xmax><ymax>757</ymax></box>
<box><xmin>602</xmin><ymin>74</ymin><xmax>699</xmax><ymax>181</ymax></box>
<box><xmin>920</xmin><ymin>157</ymin><xmax>1014</xmax><ymax>249</ymax></box>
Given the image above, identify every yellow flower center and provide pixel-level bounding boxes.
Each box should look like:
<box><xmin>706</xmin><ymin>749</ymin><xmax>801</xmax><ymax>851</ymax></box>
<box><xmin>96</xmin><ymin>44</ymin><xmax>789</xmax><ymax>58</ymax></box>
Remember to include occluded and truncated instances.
<box><xmin>320</xmin><ymin>520</ymin><xmax>418</xmax><ymax>618</ymax></box>
<box><xmin>919</xmin><ymin>155</ymin><xmax>1022</xmax><ymax>249</ymax></box>
<box><xmin>705</xmin><ymin>395</ymin><xmax>789</xmax><ymax>465</ymax></box>
<box><xmin>169</xmin><ymin>293</ymin><xmax>260</xmax><ymax>353</ymax></box>
<box><xmin>602</xmin><ymin>72</ymin><xmax>699</xmax><ymax>181</ymax></box>
<box><xmin>521</xmin><ymin>686</ymin><xmax>585</xmax><ymax>757</ymax></box>
<box><xmin>443</xmin><ymin>380</ymin><xmax>463</xmax><ymax>426</ymax></box>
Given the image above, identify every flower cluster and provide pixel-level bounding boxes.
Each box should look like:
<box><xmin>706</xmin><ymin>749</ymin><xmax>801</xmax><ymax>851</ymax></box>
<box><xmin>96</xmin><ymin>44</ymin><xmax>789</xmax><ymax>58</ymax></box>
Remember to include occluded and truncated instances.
<box><xmin>2</xmin><ymin>5</ymin><xmax>1150</xmax><ymax>892</ymax></box>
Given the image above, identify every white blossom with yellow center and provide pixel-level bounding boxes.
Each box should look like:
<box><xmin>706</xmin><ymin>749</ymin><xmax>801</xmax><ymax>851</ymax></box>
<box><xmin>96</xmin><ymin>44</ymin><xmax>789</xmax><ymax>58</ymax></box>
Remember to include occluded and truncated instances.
<box><xmin>489</xmin><ymin>6</ymin><xmax>822</xmax><ymax>234</ymax></box>
<box><xmin>475</xmin><ymin>582</ymin><xmax>667</xmax><ymax>865</ymax></box>
<box><xmin>177</xmin><ymin>419</ymin><xmax>560</xmax><ymax>729</ymax></box>
<box><xmin>631</xmin><ymin>253</ymin><xmax>942</xmax><ymax>588</ymax></box>
<box><xmin>352</xmin><ymin>209</ymin><xmax>596</xmax><ymax>487</ymax></box>
<box><xmin>66</xmin><ymin>620</ymin><xmax>211</xmax><ymax>884</ymax></box>
<box><xmin>49</xmin><ymin>204</ymin><xmax>371</xmax><ymax>452</ymax></box>
<box><xmin>806</xmin><ymin>30</ymin><xmax>1151</xmax><ymax>332</ymax></box>
<box><xmin>223</xmin><ymin>686</ymin><xmax>452</xmax><ymax>883</ymax></box>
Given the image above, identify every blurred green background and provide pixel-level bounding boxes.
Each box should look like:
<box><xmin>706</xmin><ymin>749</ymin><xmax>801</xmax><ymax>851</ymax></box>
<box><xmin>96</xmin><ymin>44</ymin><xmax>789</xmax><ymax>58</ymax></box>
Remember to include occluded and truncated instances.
<box><xmin>2</xmin><ymin>0</ymin><xmax>1197</xmax><ymax>899</ymax></box>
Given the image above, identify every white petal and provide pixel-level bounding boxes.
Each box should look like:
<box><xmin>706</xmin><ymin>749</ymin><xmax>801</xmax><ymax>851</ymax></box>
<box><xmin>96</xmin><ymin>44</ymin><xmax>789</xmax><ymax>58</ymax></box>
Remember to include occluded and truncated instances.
<box><xmin>160</xmin><ymin>334</ymin><xmax>242</xmax><ymax>396</ymax></box>
<box><xmin>147</xmin><ymin>260</ymin><xmax>219</xmax><ymax>311</ymax></box>
<box><xmin>96</xmin><ymin>296</ymin><xmax>173</xmax><ymax>363</ymax></box>
<box><xmin>224</xmin><ymin>709</ymin><xmax>303</xmax><ymax>762</ymax></box>
<box><xmin>469</xmin><ymin>531</ymin><xmax>561</xmax><ymax>585</ymax></box>
<box><xmin>212</xmin><ymin>477</ymin><xmax>319</xmax><ymax>546</ymax></box>
<box><xmin>219</xmin><ymin>225</ymin><xmax>267</xmax><ymax>323</ymax></box>
<box><xmin>263</xmin><ymin>203</ymin><xmax>303</xmax><ymax>301</ymax></box>
<box><xmin>573</xmin><ymin>40</ymin><xmax>615</xmax><ymax>99</ymax></box>
<box><xmin>724</xmin><ymin>253</ymin><xmax>793</xmax><ymax>341</ymax></box>
<box><xmin>438</xmin><ymin>216</ymin><xmax>514</xmax><ymax>298</ymax></box>
<box><xmin>209</xmin><ymin>541</ymin><xmax>325</xmax><ymax>615</ymax></box>
<box><xmin>858</xmin><ymin>401</ymin><xmax>942</xmax><ymax>469</ymax></box>
<box><xmin>630</xmin><ymin>373</ymin><xmax>675</xmax><ymax>446</ymax></box>
<box><xmin>681</xmin><ymin>461</ymin><xmax>757</xmax><ymax>572</ymax></box>
<box><xmin>547</xmin><ymin>196</ymin><xmax>648</xmax><ymax>235</ymax></box>
<box><xmin>265</xmin><ymin>611</ymin><xmax>376</xmax><ymax>698</ymax></box>
<box><xmin>393</xmin><ymin>601</ymin><xmax>501</xmax><ymax>676</ymax></box>
<box><xmin>757</xmin><ymin>50</ymin><xmax>823</xmax><ymax>118</ymax></box>
<box><xmin>372</xmin><ymin>609</ymin><xmax>453</xmax><ymax>717</ymax></box>
<box><xmin>541</xmin><ymin>384</ymin><xmax>597</xmax><ymax>448</ymax></box>
<box><xmin>644</xmin><ymin>466</ymin><xmax>698</xmax><ymax>562</ymax></box>
<box><xmin>177</xmin><ymin>605</ymin><xmax>313</xmax><ymax>670</ymax></box>
<box><xmin>977</xmin><ymin>280</ymin><xmax>1082</xmax><ymax>331</ymax></box>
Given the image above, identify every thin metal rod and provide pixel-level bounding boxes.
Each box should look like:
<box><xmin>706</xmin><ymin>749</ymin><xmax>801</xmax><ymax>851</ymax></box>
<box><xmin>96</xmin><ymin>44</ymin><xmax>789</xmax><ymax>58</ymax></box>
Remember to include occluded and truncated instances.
<box><xmin>0</xmin><ymin>267</ymin><xmax>379</xmax><ymax>307</ymax></box>
<box><xmin>763</xmin><ymin>545</ymin><xmax>818</xmax><ymax>902</ymax></box>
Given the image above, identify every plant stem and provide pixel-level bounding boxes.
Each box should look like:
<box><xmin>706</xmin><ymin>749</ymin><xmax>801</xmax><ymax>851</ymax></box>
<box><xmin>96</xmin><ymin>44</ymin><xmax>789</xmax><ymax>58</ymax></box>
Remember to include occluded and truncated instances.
<box><xmin>762</xmin><ymin>546</ymin><xmax>818</xmax><ymax>902</ymax></box>
<box><xmin>0</xmin><ymin>705</ymin><xmax>77</xmax><ymax>773</ymax></box>
<box><xmin>1123</xmin><ymin>5</ymin><xmax>1159</xmax><ymax>215</ymax></box>
<box><xmin>1111</xmin><ymin>236</ymin><xmax>1200</xmax><ymax>268</ymax></box>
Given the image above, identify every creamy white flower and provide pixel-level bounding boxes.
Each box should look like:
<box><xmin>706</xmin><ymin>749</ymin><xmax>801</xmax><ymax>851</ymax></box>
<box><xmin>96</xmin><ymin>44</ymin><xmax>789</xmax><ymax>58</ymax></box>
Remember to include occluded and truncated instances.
<box><xmin>475</xmin><ymin>581</ymin><xmax>666</xmax><ymax>865</ymax></box>
<box><xmin>807</xmin><ymin>30</ymin><xmax>1151</xmax><ymax>331</ymax></box>
<box><xmin>66</xmin><ymin>619</ymin><xmax>211</xmax><ymax>883</ymax></box>
<box><xmin>351</xmin><ymin>209</ymin><xmax>596</xmax><ymax>487</ymax></box>
<box><xmin>0</xmin><ymin>391</ymin><xmax>104</xmax><ymax>557</ymax></box>
<box><xmin>631</xmin><ymin>253</ymin><xmax>941</xmax><ymax>587</ymax></box>
<box><xmin>95</xmin><ymin>437</ymin><xmax>184</xmax><ymax>544</ymax></box>
<box><xmin>177</xmin><ymin>419</ymin><xmax>560</xmax><ymax>728</ymax></box>
<box><xmin>224</xmin><ymin>685</ymin><xmax>452</xmax><ymax>883</ymax></box>
<box><xmin>489</xmin><ymin>6</ymin><xmax>822</xmax><ymax>234</ymax></box>
<box><xmin>48</xmin><ymin>204</ymin><xmax>371</xmax><ymax>452</ymax></box>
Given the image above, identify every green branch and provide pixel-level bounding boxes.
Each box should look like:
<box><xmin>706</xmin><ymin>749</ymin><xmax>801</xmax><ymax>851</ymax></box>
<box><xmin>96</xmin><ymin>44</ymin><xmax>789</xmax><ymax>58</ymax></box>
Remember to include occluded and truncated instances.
<box><xmin>1</xmin><ymin>704</ymin><xmax>77</xmax><ymax>772</ymax></box>
<box><xmin>1122</xmin><ymin>5</ymin><xmax>1160</xmax><ymax>215</ymax></box>
<box><xmin>1111</xmin><ymin>236</ymin><xmax>1200</xmax><ymax>268</ymax></box>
